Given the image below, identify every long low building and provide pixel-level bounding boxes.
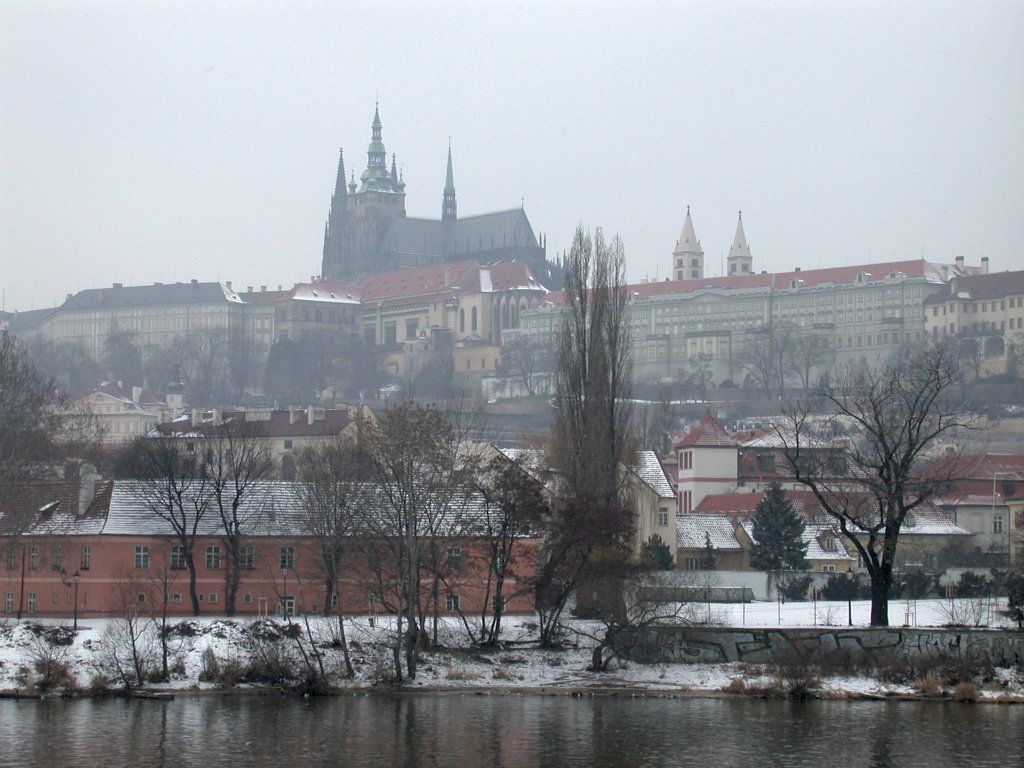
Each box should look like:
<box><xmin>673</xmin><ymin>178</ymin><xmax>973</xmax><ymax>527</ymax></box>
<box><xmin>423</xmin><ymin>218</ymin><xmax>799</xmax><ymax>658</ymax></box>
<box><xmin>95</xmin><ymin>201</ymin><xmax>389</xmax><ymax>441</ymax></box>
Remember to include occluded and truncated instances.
<box><xmin>0</xmin><ymin>474</ymin><xmax>537</xmax><ymax>621</ymax></box>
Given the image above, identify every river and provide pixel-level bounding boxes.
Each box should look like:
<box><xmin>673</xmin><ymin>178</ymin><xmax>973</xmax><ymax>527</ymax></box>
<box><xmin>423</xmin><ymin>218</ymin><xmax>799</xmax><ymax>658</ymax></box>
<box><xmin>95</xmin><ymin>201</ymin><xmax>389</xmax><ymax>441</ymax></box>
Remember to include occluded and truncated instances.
<box><xmin>0</xmin><ymin>694</ymin><xmax>1020</xmax><ymax>767</ymax></box>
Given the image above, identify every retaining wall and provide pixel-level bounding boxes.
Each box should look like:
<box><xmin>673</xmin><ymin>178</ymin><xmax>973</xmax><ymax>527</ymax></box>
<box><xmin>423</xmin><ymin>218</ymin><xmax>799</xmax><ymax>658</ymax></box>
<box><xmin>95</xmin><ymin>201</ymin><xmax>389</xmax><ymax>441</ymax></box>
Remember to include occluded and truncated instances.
<box><xmin>618</xmin><ymin>626</ymin><xmax>1024</xmax><ymax>666</ymax></box>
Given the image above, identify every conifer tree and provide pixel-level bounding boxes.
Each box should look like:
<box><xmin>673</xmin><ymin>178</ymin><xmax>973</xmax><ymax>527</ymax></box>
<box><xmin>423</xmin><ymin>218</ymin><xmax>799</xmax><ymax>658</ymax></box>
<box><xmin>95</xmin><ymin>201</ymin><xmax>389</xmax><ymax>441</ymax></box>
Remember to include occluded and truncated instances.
<box><xmin>700</xmin><ymin>532</ymin><xmax>717</xmax><ymax>571</ymax></box>
<box><xmin>641</xmin><ymin>534</ymin><xmax>674</xmax><ymax>571</ymax></box>
<box><xmin>749</xmin><ymin>482</ymin><xmax>808</xmax><ymax>571</ymax></box>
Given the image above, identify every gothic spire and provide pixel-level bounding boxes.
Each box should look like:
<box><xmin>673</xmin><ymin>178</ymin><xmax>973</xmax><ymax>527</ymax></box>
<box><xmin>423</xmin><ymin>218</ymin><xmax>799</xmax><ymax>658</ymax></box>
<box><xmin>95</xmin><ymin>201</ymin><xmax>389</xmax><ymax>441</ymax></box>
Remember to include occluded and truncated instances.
<box><xmin>674</xmin><ymin>205</ymin><xmax>702</xmax><ymax>255</ymax></box>
<box><xmin>442</xmin><ymin>142</ymin><xmax>457</xmax><ymax>224</ymax></box>
<box><xmin>729</xmin><ymin>211</ymin><xmax>752</xmax><ymax>260</ymax></box>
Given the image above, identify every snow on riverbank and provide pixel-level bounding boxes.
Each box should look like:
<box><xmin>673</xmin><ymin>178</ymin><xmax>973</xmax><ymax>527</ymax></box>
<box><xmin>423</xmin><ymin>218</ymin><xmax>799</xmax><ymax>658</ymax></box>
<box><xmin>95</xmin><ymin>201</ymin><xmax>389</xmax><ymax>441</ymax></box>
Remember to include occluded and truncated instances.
<box><xmin>0</xmin><ymin>599</ymin><xmax>1019</xmax><ymax>699</ymax></box>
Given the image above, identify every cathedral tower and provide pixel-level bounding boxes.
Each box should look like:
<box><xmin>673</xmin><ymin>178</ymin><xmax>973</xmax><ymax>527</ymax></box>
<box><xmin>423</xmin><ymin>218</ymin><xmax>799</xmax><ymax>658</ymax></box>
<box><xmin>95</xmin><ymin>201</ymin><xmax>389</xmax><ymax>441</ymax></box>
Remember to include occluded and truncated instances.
<box><xmin>726</xmin><ymin>211</ymin><xmax>753</xmax><ymax>276</ymax></box>
<box><xmin>442</xmin><ymin>143</ymin><xmax>457</xmax><ymax>224</ymax></box>
<box><xmin>673</xmin><ymin>206</ymin><xmax>704</xmax><ymax>280</ymax></box>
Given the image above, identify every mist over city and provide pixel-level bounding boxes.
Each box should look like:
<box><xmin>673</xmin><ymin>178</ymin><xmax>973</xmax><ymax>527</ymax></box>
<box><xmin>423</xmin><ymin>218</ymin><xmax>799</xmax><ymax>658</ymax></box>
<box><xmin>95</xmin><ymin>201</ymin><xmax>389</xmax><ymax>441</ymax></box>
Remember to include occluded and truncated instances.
<box><xmin>1</xmin><ymin>3</ymin><xmax>1023</xmax><ymax>766</ymax></box>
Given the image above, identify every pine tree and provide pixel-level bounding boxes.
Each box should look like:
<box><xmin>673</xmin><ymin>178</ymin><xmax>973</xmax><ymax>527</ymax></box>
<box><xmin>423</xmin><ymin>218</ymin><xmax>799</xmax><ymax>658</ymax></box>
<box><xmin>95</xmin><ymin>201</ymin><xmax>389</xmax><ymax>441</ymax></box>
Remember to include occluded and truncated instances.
<box><xmin>749</xmin><ymin>482</ymin><xmax>809</xmax><ymax>571</ymax></box>
<box><xmin>700</xmin><ymin>532</ymin><xmax>717</xmax><ymax>570</ymax></box>
<box><xmin>641</xmin><ymin>534</ymin><xmax>675</xmax><ymax>571</ymax></box>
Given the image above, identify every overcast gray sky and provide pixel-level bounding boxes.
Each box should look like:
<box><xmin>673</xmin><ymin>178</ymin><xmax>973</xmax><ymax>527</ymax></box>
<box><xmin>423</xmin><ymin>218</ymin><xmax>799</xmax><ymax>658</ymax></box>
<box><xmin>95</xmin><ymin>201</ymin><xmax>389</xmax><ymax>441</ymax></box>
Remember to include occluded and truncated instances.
<box><xmin>2</xmin><ymin>0</ymin><xmax>1023</xmax><ymax>310</ymax></box>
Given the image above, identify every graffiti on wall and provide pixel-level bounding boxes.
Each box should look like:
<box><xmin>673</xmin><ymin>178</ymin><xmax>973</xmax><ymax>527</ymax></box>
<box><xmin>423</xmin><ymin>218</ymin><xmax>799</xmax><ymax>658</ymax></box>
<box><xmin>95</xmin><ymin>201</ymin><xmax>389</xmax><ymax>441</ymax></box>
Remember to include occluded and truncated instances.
<box><xmin>620</xmin><ymin>627</ymin><xmax>1024</xmax><ymax>666</ymax></box>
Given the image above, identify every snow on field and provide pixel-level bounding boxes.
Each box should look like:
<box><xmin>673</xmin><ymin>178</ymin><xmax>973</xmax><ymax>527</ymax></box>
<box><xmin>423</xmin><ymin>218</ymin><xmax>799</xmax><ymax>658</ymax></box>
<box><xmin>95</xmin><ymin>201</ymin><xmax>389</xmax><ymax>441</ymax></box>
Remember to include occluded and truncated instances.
<box><xmin>0</xmin><ymin>598</ymin><xmax>1018</xmax><ymax>696</ymax></box>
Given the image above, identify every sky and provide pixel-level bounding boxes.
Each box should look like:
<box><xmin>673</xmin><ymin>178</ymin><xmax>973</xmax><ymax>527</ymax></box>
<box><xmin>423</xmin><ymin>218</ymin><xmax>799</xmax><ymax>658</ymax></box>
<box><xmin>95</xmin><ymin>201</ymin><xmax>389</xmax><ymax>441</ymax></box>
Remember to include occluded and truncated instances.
<box><xmin>2</xmin><ymin>0</ymin><xmax>1023</xmax><ymax>311</ymax></box>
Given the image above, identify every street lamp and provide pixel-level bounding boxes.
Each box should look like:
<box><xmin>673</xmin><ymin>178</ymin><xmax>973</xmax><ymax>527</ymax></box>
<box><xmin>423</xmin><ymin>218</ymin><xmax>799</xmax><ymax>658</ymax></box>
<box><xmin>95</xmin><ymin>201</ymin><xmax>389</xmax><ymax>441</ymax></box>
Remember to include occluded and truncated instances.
<box><xmin>61</xmin><ymin>569</ymin><xmax>81</xmax><ymax>633</ymax></box>
<box><xmin>281</xmin><ymin>566</ymin><xmax>289</xmax><ymax>620</ymax></box>
<box><xmin>847</xmin><ymin>568</ymin><xmax>854</xmax><ymax>627</ymax></box>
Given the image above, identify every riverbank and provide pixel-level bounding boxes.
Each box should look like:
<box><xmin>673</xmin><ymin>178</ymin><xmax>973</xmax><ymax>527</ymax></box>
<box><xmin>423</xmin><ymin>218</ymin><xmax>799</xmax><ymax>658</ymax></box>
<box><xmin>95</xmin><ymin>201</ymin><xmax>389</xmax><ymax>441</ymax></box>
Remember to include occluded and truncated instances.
<box><xmin>2</xmin><ymin>605</ymin><xmax>1021</xmax><ymax>704</ymax></box>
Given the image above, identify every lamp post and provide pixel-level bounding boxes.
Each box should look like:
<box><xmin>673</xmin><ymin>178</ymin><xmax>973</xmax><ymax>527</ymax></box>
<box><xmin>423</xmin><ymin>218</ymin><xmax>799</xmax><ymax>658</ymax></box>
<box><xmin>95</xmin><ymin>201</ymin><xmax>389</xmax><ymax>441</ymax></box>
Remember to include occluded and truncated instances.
<box><xmin>281</xmin><ymin>566</ymin><xmax>289</xmax><ymax>621</ymax></box>
<box><xmin>847</xmin><ymin>568</ymin><xmax>854</xmax><ymax>627</ymax></box>
<box><xmin>61</xmin><ymin>569</ymin><xmax>81</xmax><ymax>633</ymax></box>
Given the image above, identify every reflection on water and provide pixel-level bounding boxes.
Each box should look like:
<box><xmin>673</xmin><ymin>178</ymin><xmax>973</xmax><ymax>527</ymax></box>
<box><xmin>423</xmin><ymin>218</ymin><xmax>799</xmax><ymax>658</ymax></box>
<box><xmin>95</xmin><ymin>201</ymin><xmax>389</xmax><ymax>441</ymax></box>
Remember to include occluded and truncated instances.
<box><xmin>0</xmin><ymin>694</ymin><xmax>1019</xmax><ymax>767</ymax></box>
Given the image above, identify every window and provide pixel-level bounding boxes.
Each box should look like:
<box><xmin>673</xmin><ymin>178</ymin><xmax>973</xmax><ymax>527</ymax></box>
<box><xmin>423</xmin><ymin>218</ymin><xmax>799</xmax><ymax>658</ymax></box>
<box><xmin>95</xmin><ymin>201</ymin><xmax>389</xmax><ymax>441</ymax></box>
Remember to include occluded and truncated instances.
<box><xmin>280</xmin><ymin>546</ymin><xmax>295</xmax><ymax>570</ymax></box>
<box><xmin>658</xmin><ymin>508</ymin><xmax>669</xmax><ymax>527</ymax></box>
<box><xmin>446</xmin><ymin>546</ymin><xmax>463</xmax><ymax>571</ymax></box>
<box><xmin>683</xmin><ymin>557</ymin><xmax>700</xmax><ymax>571</ymax></box>
<box><xmin>27</xmin><ymin>592</ymin><xmax>36</xmax><ymax>614</ymax></box>
<box><xmin>682</xmin><ymin>491</ymin><xmax>692</xmax><ymax>514</ymax></box>
<box><xmin>80</xmin><ymin>546</ymin><xmax>91</xmax><ymax>571</ymax></box>
<box><xmin>330</xmin><ymin>593</ymin><xmax>339</xmax><ymax>608</ymax></box>
<box><xmin>283</xmin><ymin>439</ymin><xmax>293</xmax><ymax>450</ymax></box>
<box><xmin>822</xmin><ymin>565</ymin><xmax>837</xmax><ymax>573</ymax></box>
<box><xmin>365</xmin><ymin>546</ymin><xmax>380</xmax><ymax>572</ymax></box>
<box><xmin>243</xmin><ymin>593</ymin><xmax>253</xmax><ymax>605</ymax></box>
<box><xmin>682</xmin><ymin>451</ymin><xmax>693</xmax><ymax>470</ymax></box>
<box><xmin>137</xmin><ymin>593</ymin><xmax>146</xmax><ymax>604</ymax></box>
<box><xmin>445</xmin><ymin>593</ymin><xmax>460</xmax><ymax>612</ymax></box>
<box><xmin>209</xmin><ymin>592</ymin><xmax>218</xmax><ymax>604</ymax></box>
<box><xmin>4</xmin><ymin>592</ymin><xmax>12</xmax><ymax>613</ymax></box>
<box><xmin>50</xmin><ymin>545</ymin><xmax>64</xmax><ymax>571</ymax></box>
<box><xmin>172</xmin><ymin>593</ymin><xmax>182</xmax><ymax>604</ymax></box>
<box><xmin>240</xmin><ymin>546</ymin><xmax>255</xmax><ymax>570</ymax></box>
<box><xmin>280</xmin><ymin>596</ymin><xmax>295</xmax><ymax>618</ymax></box>
<box><xmin>471</xmin><ymin>306</ymin><xmax>478</xmax><ymax>332</ymax></box>
<box><xmin>134</xmin><ymin>546</ymin><xmax>150</xmax><ymax>570</ymax></box>
<box><xmin>29</xmin><ymin>546</ymin><xmax>38</xmax><ymax>571</ymax></box>
<box><xmin>994</xmin><ymin>515</ymin><xmax>1004</xmax><ymax>534</ymax></box>
<box><xmin>170</xmin><ymin>545</ymin><xmax>186</xmax><ymax>570</ymax></box>
<box><xmin>206</xmin><ymin>546</ymin><xmax>222</xmax><ymax>569</ymax></box>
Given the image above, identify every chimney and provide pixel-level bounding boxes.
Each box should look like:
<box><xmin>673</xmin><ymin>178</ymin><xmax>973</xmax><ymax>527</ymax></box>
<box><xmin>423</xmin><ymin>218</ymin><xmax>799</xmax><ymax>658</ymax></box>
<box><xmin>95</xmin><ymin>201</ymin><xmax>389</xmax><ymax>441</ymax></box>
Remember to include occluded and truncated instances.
<box><xmin>191</xmin><ymin>408</ymin><xmax>202</xmax><ymax>426</ymax></box>
<box><xmin>289</xmin><ymin>405</ymin><xmax>301</xmax><ymax>425</ymax></box>
<box><xmin>247</xmin><ymin>286</ymin><xmax>254</xmax><ymax>293</ymax></box>
<box><xmin>794</xmin><ymin>267</ymin><xmax>801</xmax><ymax>272</ymax></box>
<box><xmin>131</xmin><ymin>386</ymin><xmax>142</xmax><ymax>404</ymax></box>
<box><xmin>260</xmin><ymin>285</ymin><xmax>267</xmax><ymax>292</ymax></box>
<box><xmin>113</xmin><ymin>282</ymin><xmax>123</xmax><ymax>288</ymax></box>
<box><xmin>191</xmin><ymin>279</ymin><xmax>198</xmax><ymax>287</ymax></box>
<box><xmin>941</xmin><ymin>265</ymin><xmax>949</xmax><ymax>282</ymax></box>
<box><xmin>308</xmin><ymin>406</ymin><xmax>326</xmax><ymax>425</ymax></box>
<box><xmin>65</xmin><ymin>293</ymin><xmax>72</xmax><ymax>302</ymax></box>
<box><xmin>980</xmin><ymin>256</ymin><xmax>989</xmax><ymax>274</ymax></box>
<box><xmin>211</xmin><ymin>408</ymin><xmax>223</xmax><ymax>425</ymax></box>
<box><xmin>225</xmin><ymin>281</ymin><xmax>232</xmax><ymax>290</ymax></box>
<box><xmin>78</xmin><ymin>463</ymin><xmax>98</xmax><ymax>516</ymax></box>
<box><xmin>955</xmin><ymin>255</ymin><xmax>965</xmax><ymax>273</ymax></box>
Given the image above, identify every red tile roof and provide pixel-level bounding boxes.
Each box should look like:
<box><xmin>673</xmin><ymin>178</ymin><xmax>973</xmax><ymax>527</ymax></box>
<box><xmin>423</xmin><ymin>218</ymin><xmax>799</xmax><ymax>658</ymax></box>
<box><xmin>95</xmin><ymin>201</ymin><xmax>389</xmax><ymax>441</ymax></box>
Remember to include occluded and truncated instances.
<box><xmin>675</xmin><ymin>413</ymin><xmax>737</xmax><ymax>448</ymax></box>
<box><xmin>544</xmin><ymin>258</ymin><xmax>975</xmax><ymax>306</ymax></box>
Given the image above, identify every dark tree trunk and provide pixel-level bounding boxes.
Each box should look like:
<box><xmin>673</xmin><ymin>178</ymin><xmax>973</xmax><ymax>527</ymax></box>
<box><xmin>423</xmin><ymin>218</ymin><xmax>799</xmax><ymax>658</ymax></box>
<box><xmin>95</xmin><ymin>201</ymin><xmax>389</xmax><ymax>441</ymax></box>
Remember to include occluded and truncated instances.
<box><xmin>186</xmin><ymin>553</ymin><xmax>200</xmax><ymax>616</ymax></box>
<box><xmin>870</xmin><ymin>566</ymin><xmax>891</xmax><ymax>626</ymax></box>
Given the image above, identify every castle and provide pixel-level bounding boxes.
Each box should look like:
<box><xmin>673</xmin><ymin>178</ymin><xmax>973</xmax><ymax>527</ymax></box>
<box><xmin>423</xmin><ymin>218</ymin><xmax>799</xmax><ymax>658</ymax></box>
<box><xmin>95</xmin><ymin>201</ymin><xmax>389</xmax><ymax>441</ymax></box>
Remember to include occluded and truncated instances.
<box><xmin>320</xmin><ymin>106</ymin><xmax>562</xmax><ymax>289</ymax></box>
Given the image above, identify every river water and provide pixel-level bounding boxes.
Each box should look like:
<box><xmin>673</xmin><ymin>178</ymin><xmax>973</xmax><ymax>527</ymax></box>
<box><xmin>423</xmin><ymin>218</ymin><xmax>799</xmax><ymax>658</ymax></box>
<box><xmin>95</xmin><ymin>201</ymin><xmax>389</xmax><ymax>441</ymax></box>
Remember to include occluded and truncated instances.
<box><xmin>0</xmin><ymin>694</ymin><xmax>1020</xmax><ymax>767</ymax></box>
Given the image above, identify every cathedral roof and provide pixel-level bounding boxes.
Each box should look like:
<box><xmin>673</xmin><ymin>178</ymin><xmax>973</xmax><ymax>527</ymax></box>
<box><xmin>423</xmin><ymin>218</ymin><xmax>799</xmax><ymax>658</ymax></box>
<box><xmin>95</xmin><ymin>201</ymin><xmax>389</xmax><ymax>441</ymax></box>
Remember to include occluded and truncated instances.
<box><xmin>381</xmin><ymin>208</ymin><xmax>539</xmax><ymax>260</ymax></box>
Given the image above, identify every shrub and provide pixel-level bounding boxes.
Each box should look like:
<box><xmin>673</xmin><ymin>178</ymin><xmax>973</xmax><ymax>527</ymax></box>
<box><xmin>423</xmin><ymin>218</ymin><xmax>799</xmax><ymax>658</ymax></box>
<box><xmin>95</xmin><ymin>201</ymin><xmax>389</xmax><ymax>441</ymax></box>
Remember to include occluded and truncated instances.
<box><xmin>952</xmin><ymin>682</ymin><xmax>980</xmax><ymax>702</ymax></box>
<box><xmin>912</xmin><ymin>675</ymin><xmax>942</xmax><ymax>697</ymax></box>
<box><xmin>198</xmin><ymin>646</ymin><xmax>220</xmax><ymax>683</ymax></box>
<box><xmin>722</xmin><ymin>677</ymin><xmax>746</xmax><ymax>694</ymax></box>
<box><xmin>88</xmin><ymin>674</ymin><xmax>110</xmax><ymax>697</ymax></box>
<box><xmin>779</xmin><ymin>575</ymin><xmax>813</xmax><ymax>602</ymax></box>
<box><xmin>820</xmin><ymin>574</ymin><xmax>860</xmax><ymax>601</ymax></box>
<box><xmin>955</xmin><ymin>572</ymin><xmax>990</xmax><ymax>598</ymax></box>
<box><xmin>899</xmin><ymin>571</ymin><xmax>934</xmax><ymax>600</ymax></box>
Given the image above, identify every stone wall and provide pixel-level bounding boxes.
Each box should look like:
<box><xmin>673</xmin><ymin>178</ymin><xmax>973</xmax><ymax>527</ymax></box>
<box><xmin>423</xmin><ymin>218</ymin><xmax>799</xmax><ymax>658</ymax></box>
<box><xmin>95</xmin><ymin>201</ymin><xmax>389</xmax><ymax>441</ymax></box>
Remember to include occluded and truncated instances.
<box><xmin>618</xmin><ymin>626</ymin><xmax>1024</xmax><ymax>667</ymax></box>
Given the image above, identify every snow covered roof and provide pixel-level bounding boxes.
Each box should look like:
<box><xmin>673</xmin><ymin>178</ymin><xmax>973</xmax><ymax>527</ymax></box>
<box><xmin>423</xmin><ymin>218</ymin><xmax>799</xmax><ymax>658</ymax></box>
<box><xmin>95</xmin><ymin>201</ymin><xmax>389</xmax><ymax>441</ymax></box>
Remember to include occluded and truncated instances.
<box><xmin>497</xmin><ymin>447</ymin><xmax>673</xmax><ymax>500</ymax></box>
<box><xmin>739</xmin><ymin>521</ymin><xmax>856</xmax><ymax>562</ymax></box>
<box><xmin>676</xmin><ymin>514</ymin><xmax>742</xmax><ymax>551</ymax></box>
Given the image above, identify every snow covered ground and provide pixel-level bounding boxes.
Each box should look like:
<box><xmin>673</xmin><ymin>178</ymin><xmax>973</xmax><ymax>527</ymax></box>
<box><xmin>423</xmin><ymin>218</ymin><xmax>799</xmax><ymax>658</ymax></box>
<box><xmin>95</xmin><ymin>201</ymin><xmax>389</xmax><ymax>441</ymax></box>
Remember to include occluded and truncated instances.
<box><xmin>0</xmin><ymin>599</ymin><xmax>1019</xmax><ymax>699</ymax></box>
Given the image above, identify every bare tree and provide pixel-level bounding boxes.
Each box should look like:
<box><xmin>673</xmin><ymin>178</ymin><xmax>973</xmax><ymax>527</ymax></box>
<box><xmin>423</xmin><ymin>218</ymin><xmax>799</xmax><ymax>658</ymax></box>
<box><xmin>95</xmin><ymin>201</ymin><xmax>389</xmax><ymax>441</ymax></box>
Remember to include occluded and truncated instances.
<box><xmin>296</xmin><ymin>436</ymin><xmax>363</xmax><ymax>677</ymax></box>
<box><xmin>740</xmin><ymin>322</ymin><xmax>793</xmax><ymax>396</ymax></box>
<box><xmin>787</xmin><ymin>330</ymin><xmax>834</xmax><ymax>390</ymax></box>
<box><xmin>205</xmin><ymin>419</ymin><xmax>274</xmax><ymax>616</ymax></box>
<box><xmin>552</xmin><ymin>225</ymin><xmax>634</xmax><ymax>507</ymax></box>
<box><xmin>128</xmin><ymin>438</ymin><xmax>212</xmax><ymax>615</ymax></box>
<box><xmin>0</xmin><ymin>334</ymin><xmax>68</xmax><ymax>482</ymax></box>
<box><xmin>498</xmin><ymin>336</ymin><xmax>553</xmax><ymax>397</ymax></box>
<box><xmin>779</xmin><ymin>346</ymin><xmax>975</xmax><ymax>626</ymax></box>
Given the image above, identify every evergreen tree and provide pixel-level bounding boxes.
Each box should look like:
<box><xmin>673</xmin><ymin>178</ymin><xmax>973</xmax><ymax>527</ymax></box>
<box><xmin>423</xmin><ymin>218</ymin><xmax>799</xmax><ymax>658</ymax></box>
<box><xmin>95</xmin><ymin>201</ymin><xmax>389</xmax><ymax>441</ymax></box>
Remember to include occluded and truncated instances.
<box><xmin>641</xmin><ymin>534</ymin><xmax>675</xmax><ymax>571</ymax></box>
<box><xmin>749</xmin><ymin>483</ymin><xmax>809</xmax><ymax>571</ymax></box>
<box><xmin>700</xmin><ymin>532</ymin><xmax>717</xmax><ymax>570</ymax></box>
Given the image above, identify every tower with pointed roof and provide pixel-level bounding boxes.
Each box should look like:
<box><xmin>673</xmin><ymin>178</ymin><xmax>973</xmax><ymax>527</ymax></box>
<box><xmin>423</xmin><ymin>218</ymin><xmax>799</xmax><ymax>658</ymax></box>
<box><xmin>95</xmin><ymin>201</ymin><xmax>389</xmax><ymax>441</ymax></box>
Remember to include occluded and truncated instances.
<box><xmin>442</xmin><ymin>143</ymin><xmax>457</xmax><ymax>224</ymax></box>
<box><xmin>674</xmin><ymin>410</ymin><xmax>739</xmax><ymax>514</ymax></box>
<box><xmin>321</xmin><ymin>148</ymin><xmax>350</xmax><ymax>279</ymax></box>
<box><xmin>726</xmin><ymin>211</ymin><xmax>753</xmax><ymax>276</ymax></box>
<box><xmin>673</xmin><ymin>206</ymin><xmax>704</xmax><ymax>280</ymax></box>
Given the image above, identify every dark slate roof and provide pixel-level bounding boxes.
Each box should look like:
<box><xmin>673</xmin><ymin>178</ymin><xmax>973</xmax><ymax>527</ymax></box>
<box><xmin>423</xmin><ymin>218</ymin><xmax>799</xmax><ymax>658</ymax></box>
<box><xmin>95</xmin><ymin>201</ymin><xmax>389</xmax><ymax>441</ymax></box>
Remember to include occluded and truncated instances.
<box><xmin>153</xmin><ymin>408</ymin><xmax>354</xmax><ymax>439</ymax></box>
<box><xmin>61</xmin><ymin>282</ymin><xmax>241</xmax><ymax>311</ymax></box>
<box><xmin>381</xmin><ymin>209</ymin><xmax>539</xmax><ymax>259</ymax></box>
<box><xmin>0</xmin><ymin>308</ymin><xmax>58</xmax><ymax>331</ymax></box>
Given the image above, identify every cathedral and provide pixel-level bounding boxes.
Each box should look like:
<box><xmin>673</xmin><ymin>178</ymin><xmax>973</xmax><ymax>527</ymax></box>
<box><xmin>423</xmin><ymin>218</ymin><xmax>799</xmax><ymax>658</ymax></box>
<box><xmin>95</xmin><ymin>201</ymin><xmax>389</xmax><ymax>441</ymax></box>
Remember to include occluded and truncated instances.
<box><xmin>321</xmin><ymin>106</ymin><xmax>562</xmax><ymax>288</ymax></box>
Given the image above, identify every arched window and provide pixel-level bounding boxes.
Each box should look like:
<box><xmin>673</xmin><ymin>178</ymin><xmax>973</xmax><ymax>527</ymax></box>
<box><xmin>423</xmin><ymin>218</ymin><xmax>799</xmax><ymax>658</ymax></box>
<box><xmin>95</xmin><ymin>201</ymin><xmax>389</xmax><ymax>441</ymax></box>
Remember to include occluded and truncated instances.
<box><xmin>459</xmin><ymin>308</ymin><xmax>465</xmax><ymax>333</ymax></box>
<box><xmin>471</xmin><ymin>306</ymin><xmax>478</xmax><ymax>333</ymax></box>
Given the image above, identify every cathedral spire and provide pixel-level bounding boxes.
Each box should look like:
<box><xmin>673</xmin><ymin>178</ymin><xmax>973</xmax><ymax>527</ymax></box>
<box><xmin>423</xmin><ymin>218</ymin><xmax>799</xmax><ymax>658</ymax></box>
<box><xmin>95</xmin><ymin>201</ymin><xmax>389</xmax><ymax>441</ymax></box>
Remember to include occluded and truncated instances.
<box><xmin>672</xmin><ymin>205</ymin><xmax>704</xmax><ymax>280</ymax></box>
<box><xmin>442</xmin><ymin>142</ymin><xmax>457</xmax><ymax>224</ymax></box>
<box><xmin>322</xmin><ymin>147</ymin><xmax>350</xmax><ymax>278</ymax></box>
<box><xmin>726</xmin><ymin>210</ymin><xmax>754</xmax><ymax>275</ymax></box>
